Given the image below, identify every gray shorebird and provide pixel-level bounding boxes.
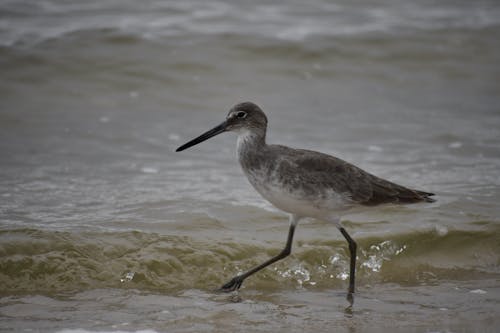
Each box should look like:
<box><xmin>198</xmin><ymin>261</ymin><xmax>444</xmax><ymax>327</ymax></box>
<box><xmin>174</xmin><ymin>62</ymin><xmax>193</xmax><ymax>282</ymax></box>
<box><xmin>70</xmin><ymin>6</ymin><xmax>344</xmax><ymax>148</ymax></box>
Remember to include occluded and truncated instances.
<box><xmin>176</xmin><ymin>102</ymin><xmax>435</xmax><ymax>296</ymax></box>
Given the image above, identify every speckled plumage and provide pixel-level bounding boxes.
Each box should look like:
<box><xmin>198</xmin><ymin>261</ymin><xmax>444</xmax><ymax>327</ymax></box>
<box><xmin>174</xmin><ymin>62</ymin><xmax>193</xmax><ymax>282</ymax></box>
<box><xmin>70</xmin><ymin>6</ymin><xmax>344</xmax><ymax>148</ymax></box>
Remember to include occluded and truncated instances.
<box><xmin>176</xmin><ymin>101</ymin><xmax>435</xmax><ymax>297</ymax></box>
<box><xmin>232</xmin><ymin>102</ymin><xmax>434</xmax><ymax>217</ymax></box>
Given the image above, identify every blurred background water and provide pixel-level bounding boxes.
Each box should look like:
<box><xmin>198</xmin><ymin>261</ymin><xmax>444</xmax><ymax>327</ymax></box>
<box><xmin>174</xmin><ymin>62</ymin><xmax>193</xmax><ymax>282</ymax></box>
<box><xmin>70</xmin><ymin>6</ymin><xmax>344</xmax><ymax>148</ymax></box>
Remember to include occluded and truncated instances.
<box><xmin>1</xmin><ymin>0</ymin><xmax>500</xmax><ymax>332</ymax></box>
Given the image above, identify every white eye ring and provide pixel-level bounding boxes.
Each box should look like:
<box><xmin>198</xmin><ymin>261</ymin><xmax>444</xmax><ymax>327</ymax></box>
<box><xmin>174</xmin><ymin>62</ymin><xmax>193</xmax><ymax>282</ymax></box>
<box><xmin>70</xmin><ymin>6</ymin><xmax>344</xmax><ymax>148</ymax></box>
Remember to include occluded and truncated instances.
<box><xmin>236</xmin><ymin>111</ymin><xmax>247</xmax><ymax>118</ymax></box>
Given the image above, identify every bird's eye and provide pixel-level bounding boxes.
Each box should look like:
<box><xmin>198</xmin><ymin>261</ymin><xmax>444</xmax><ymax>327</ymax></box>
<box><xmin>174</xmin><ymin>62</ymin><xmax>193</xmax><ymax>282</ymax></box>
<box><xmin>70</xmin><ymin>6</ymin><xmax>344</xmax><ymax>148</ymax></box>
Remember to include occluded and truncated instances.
<box><xmin>236</xmin><ymin>111</ymin><xmax>247</xmax><ymax>118</ymax></box>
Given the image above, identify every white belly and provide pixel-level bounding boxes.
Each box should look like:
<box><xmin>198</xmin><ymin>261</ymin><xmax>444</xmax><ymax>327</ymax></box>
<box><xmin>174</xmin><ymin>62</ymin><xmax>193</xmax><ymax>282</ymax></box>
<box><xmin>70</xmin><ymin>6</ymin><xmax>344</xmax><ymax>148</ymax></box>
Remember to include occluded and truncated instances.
<box><xmin>245</xmin><ymin>169</ymin><xmax>351</xmax><ymax>219</ymax></box>
<box><xmin>235</xmin><ymin>133</ymin><xmax>352</xmax><ymax>218</ymax></box>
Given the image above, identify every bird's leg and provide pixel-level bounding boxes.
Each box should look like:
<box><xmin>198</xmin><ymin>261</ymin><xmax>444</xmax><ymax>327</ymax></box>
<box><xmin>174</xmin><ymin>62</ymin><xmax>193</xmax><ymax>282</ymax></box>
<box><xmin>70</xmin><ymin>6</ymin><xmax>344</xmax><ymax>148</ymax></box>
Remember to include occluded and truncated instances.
<box><xmin>339</xmin><ymin>226</ymin><xmax>357</xmax><ymax>295</ymax></box>
<box><xmin>217</xmin><ymin>214</ymin><xmax>300</xmax><ymax>293</ymax></box>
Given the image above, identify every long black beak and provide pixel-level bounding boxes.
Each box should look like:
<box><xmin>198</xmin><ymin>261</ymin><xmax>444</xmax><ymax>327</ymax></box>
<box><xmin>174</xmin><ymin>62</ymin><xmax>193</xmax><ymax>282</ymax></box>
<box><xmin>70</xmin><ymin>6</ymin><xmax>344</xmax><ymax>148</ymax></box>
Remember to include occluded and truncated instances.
<box><xmin>175</xmin><ymin>121</ymin><xmax>228</xmax><ymax>152</ymax></box>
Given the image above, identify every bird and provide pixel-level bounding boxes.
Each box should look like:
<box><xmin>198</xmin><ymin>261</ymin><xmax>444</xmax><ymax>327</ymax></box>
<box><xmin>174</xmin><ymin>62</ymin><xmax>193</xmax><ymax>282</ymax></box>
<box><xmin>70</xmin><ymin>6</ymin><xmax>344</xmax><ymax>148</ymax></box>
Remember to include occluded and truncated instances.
<box><xmin>176</xmin><ymin>102</ymin><xmax>435</xmax><ymax>297</ymax></box>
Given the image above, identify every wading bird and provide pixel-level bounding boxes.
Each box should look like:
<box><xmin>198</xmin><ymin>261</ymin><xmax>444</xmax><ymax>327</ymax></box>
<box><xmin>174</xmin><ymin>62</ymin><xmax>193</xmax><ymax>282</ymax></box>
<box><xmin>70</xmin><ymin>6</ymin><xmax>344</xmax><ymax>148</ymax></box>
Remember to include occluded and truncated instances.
<box><xmin>176</xmin><ymin>102</ymin><xmax>434</xmax><ymax>297</ymax></box>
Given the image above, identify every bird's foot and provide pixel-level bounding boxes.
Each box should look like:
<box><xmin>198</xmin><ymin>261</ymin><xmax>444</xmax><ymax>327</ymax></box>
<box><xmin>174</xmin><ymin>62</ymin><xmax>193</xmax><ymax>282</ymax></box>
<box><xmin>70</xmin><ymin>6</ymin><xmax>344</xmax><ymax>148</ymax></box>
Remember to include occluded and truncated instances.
<box><xmin>216</xmin><ymin>276</ymin><xmax>244</xmax><ymax>293</ymax></box>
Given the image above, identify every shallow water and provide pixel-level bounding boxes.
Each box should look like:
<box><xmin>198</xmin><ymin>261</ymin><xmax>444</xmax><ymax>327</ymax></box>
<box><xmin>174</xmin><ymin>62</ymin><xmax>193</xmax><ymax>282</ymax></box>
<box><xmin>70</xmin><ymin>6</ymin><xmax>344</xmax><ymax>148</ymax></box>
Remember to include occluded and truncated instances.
<box><xmin>1</xmin><ymin>0</ymin><xmax>500</xmax><ymax>332</ymax></box>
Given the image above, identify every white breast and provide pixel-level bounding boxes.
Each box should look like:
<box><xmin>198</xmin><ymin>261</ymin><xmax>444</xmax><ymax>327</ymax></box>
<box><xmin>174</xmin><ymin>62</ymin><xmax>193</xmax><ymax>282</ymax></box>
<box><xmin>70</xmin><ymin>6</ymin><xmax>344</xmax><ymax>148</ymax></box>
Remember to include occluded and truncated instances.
<box><xmin>244</xmin><ymin>168</ymin><xmax>351</xmax><ymax>219</ymax></box>
<box><xmin>235</xmin><ymin>131</ymin><xmax>352</xmax><ymax>218</ymax></box>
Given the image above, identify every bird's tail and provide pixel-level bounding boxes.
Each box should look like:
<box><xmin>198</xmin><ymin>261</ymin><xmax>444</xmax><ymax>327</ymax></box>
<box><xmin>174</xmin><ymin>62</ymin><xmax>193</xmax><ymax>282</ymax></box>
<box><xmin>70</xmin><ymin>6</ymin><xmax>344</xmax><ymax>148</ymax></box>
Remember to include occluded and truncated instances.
<box><xmin>416</xmin><ymin>190</ymin><xmax>435</xmax><ymax>203</ymax></box>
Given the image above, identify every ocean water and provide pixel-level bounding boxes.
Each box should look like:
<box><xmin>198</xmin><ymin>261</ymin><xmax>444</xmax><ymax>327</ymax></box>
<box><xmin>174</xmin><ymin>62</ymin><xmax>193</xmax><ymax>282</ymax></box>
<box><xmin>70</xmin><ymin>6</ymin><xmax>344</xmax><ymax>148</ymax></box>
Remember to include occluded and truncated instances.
<box><xmin>1</xmin><ymin>0</ymin><xmax>500</xmax><ymax>332</ymax></box>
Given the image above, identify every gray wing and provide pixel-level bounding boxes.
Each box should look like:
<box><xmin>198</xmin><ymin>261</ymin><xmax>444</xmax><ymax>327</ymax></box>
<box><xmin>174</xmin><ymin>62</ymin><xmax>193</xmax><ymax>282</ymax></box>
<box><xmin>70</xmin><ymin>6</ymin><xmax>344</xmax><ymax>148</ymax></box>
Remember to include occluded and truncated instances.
<box><xmin>277</xmin><ymin>147</ymin><xmax>434</xmax><ymax>206</ymax></box>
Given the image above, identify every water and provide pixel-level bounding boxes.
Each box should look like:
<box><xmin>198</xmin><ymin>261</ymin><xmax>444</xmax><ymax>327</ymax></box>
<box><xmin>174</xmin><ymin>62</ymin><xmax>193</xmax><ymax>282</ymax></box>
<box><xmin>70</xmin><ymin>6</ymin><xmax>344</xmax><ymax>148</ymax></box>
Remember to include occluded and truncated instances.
<box><xmin>1</xmin><ymin>0</ymin><xmax>500</xmax><ymax>332</ymax></box>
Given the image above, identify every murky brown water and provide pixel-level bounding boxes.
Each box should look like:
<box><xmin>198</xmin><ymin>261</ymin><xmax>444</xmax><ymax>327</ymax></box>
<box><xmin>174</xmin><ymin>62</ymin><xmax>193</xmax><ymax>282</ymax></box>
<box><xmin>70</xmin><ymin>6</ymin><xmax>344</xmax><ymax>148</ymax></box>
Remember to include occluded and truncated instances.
<box><xmin>1</xmin><ymin>0</ymin><xmax>500</xmax><ymax>332</ymax></box>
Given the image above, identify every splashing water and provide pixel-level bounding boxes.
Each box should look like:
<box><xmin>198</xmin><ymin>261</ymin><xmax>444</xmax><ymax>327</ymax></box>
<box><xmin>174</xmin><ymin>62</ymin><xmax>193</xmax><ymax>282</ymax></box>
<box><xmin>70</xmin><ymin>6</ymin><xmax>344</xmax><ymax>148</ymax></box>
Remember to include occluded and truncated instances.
<box><xmin>361</xmin><ymin>240</ymin><xmax>408</xmax><ymax>273</ymax></box>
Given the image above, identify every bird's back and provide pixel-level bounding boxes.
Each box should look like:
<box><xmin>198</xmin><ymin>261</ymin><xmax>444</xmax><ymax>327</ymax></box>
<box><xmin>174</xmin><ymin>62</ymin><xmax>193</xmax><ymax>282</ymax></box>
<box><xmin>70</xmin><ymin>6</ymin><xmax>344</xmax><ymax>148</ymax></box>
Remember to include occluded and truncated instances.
<box><xmin>241</xmin><ymin>144</ymin><xmax>434</xmax><ymax>212</ymax></box>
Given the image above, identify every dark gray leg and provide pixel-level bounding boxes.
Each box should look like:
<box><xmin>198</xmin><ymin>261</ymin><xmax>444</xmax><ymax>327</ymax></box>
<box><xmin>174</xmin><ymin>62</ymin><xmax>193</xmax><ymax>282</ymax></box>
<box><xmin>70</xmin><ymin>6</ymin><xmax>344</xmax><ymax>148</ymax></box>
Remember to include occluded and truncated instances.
<box><xmin>217</xmin><ymin>214</ymin><xmax>300</xmax><ymax>292</ymax></box>
<box><xmin>339</xmin><ymin>227</ymin><xmax>357</xmax><ymax>295</ymax></box>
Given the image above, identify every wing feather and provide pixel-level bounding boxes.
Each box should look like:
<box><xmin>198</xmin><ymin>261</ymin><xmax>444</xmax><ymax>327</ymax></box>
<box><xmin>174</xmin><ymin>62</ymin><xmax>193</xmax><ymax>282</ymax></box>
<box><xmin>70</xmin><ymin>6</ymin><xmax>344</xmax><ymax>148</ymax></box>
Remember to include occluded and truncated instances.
<box><xmin>281</xmin><ymin>147</ymin><xmax>434</xmax><ymax>205</ymax></box>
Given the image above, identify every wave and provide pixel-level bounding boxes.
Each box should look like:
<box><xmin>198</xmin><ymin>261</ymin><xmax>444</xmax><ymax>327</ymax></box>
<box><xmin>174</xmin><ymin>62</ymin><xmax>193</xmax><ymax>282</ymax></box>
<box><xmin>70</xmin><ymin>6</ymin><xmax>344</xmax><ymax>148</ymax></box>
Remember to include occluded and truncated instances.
<box><xmin>1</xmin><ymin>0</ymin><xmax>499</xmax><ymax>46</ymax></box>
<box><xmin>1</xmin><ymin>225</ymin><xmax>498</xmax><ymax>295</ymax></box>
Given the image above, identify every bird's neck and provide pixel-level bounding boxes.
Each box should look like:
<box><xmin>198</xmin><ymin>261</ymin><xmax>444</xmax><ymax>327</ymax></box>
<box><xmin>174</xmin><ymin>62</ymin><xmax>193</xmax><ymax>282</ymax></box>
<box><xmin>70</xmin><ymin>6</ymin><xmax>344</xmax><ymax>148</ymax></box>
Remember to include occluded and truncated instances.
<box><xmin>236</xmin><ymin>129</ymin><xmax>266</xmax><ymax>160</ymax></box>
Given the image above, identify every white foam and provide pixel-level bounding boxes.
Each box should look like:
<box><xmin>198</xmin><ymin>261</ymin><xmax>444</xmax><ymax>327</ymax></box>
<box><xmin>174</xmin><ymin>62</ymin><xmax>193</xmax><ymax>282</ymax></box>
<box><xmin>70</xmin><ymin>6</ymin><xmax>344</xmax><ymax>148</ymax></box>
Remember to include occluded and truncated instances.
<box><xmin>57</xmin><ymin>330</ymin><xmax>158</xmax><ymax>333</ymax></box>
<box><xmin>168</xmin><ymin>133</ymin><xmax>180</xmax><ymax>141</ymax></box>
<box><xmin>368</xmin><ymin>145</ymin><xmax>383</xmax><ymax>152</ymax></box>
<box><xmin>120</xmin><ymin>271</ymin><xmax>135</xmax><ymax>283</ymax></box>
<box><xmin>1</xmin><ymin>1</ymin><xmax>499</xmax><ymax>46</ymax></box>
<box><xmin>470</xmin><ymin>289</ymin><xmax>487</xmax><ymax>294</ymax></box>
<box><xmin>448</xmin><ymin>142</ymin><xmax>463</xmax><ymax>149</ymax></box>
<box><xmin>435</xmin><ymin>225</ymin><xmax>449</xmax><ymax>237</ymax></box>
<box><xmin>141</xmin><ymin>167</ymin><xmax>159</xmax><ymax>174</ymax></box>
